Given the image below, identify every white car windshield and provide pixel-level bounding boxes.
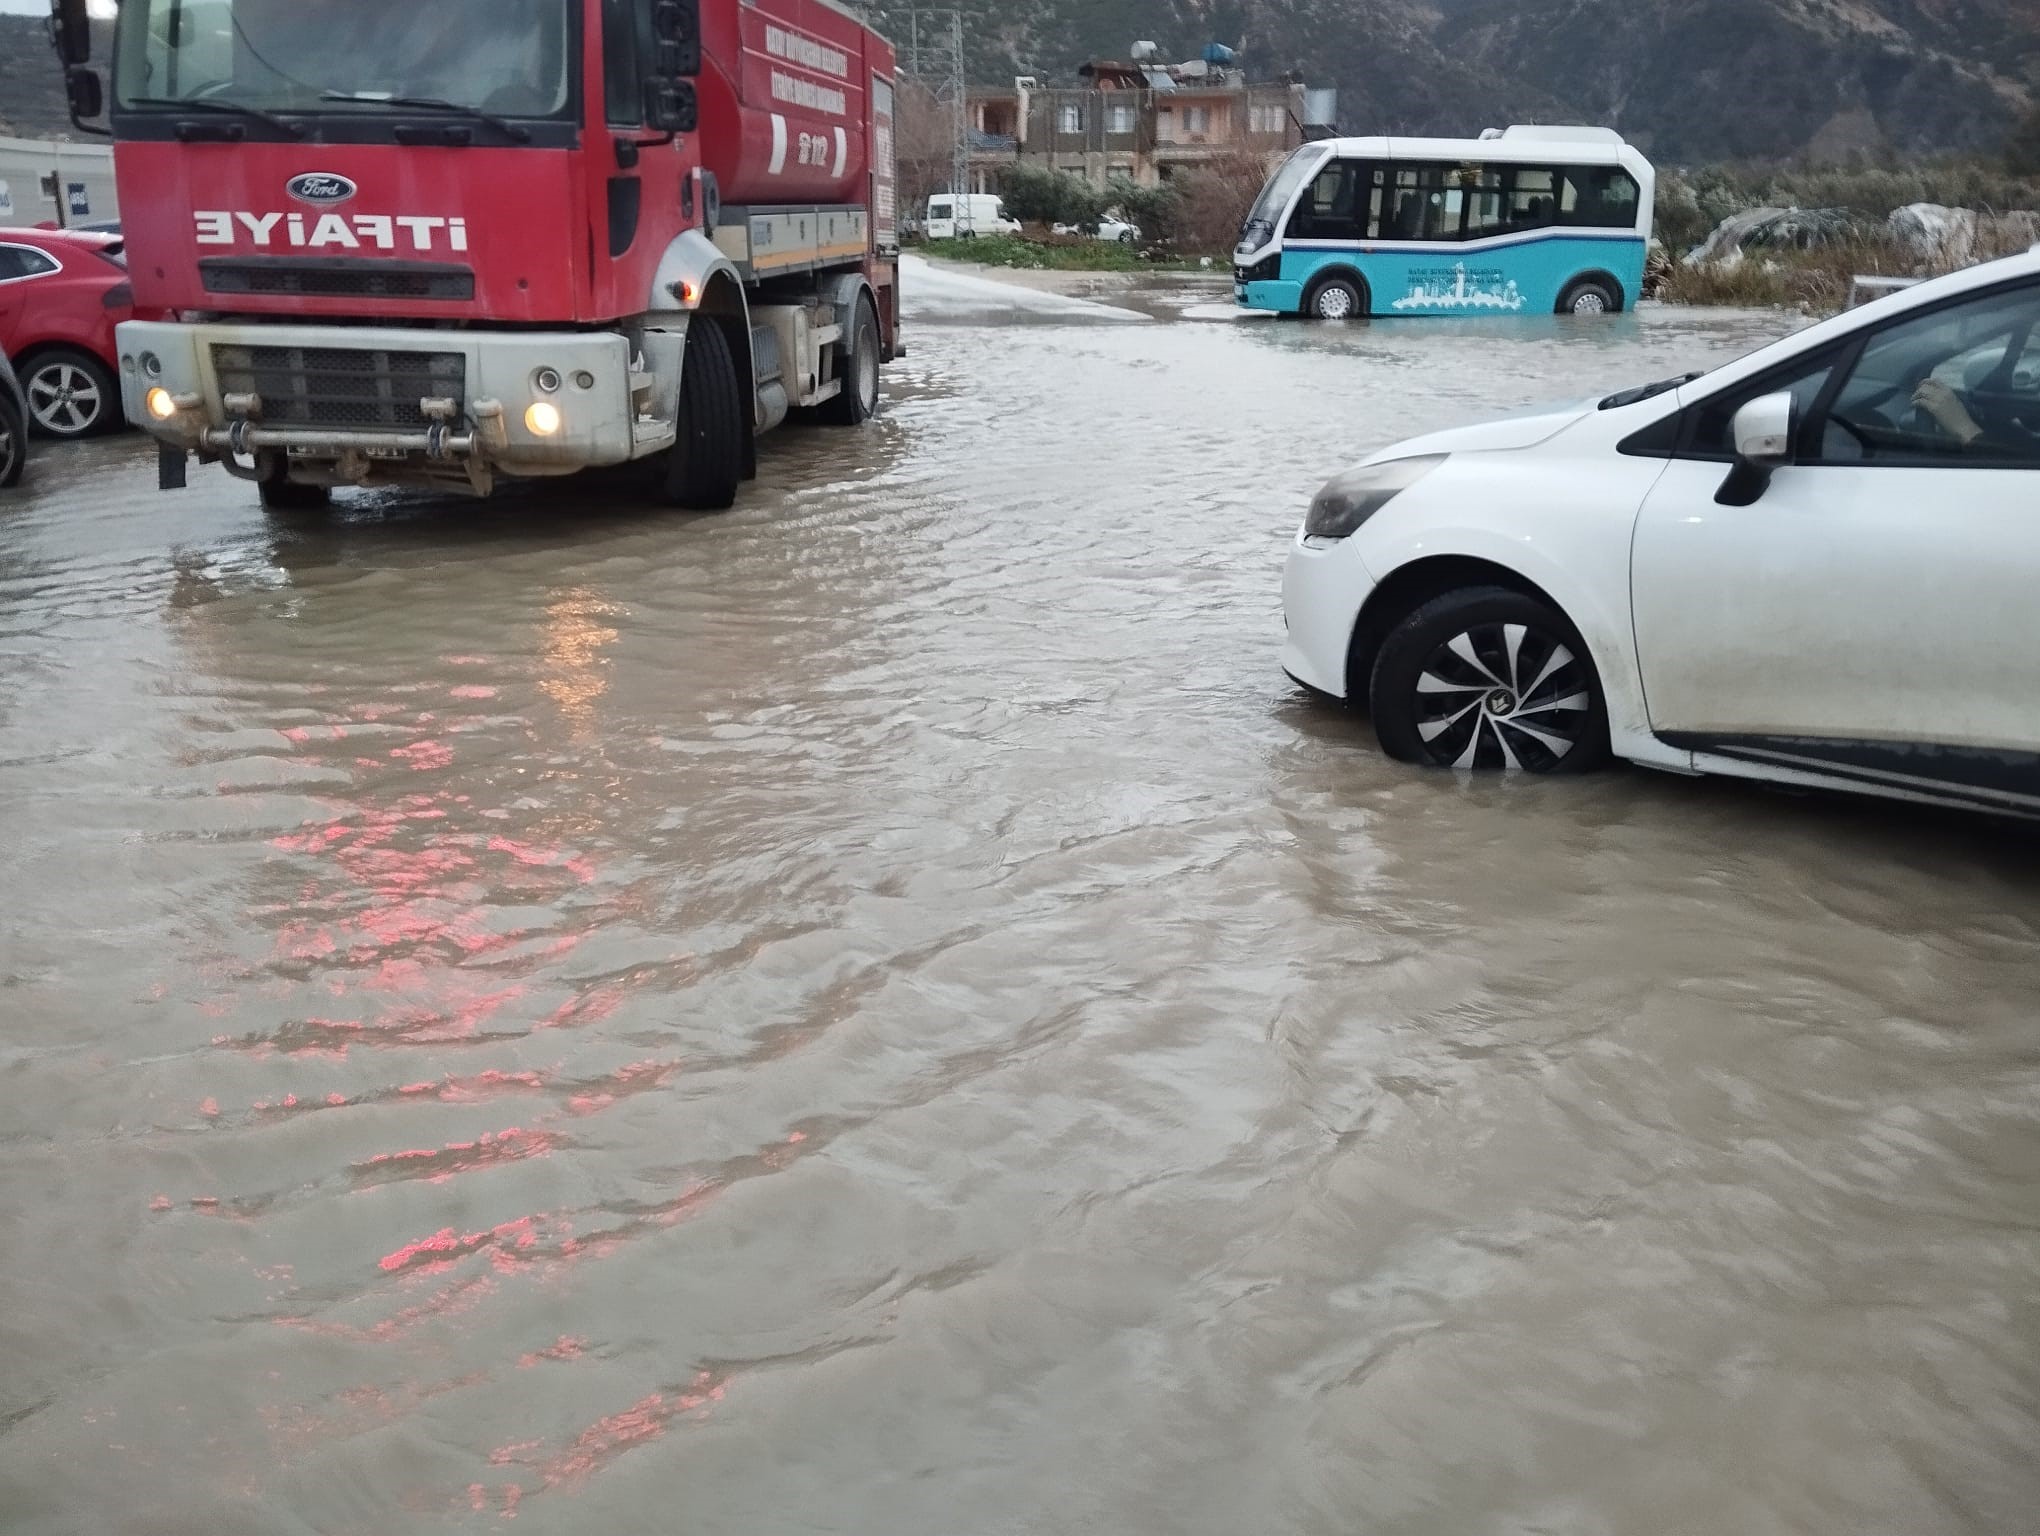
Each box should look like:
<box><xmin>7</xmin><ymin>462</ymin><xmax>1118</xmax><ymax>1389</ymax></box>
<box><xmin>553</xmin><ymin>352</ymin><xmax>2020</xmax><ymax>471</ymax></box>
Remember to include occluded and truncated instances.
<box><xmin>114</xmin><ymin>0</ymin><xmax>575</xmax><ymax>118</ymax></box>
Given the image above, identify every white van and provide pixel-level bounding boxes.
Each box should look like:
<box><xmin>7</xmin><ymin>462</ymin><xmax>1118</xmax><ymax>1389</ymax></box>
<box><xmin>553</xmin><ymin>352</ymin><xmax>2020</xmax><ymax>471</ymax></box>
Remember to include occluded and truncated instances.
<box><xmin>925</xmin><ymin>193</ymin><xmax>1022</xmax><ymax>240</ymax></box>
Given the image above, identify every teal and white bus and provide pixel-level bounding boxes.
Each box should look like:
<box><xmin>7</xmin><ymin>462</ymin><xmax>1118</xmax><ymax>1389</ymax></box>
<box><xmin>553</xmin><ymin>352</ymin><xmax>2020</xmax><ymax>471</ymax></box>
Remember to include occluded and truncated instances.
<box><xmin>1234</xmin><ymin>126</ymin><xmax>1655</xmax><ymax>319</ymax></box>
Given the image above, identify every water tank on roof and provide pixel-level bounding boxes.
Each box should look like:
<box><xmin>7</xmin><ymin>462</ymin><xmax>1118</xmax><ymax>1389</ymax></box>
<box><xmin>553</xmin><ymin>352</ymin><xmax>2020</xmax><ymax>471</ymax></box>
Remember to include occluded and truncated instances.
<box><xmin>1203</xmin><ymin>42</ymin><xmax>1239</xmax><ymax>67</ymax></box>
<box><xmin>1131</xmin><ymin>41</ymin><xmax>1161</xmax><ymax>62</ymax></box>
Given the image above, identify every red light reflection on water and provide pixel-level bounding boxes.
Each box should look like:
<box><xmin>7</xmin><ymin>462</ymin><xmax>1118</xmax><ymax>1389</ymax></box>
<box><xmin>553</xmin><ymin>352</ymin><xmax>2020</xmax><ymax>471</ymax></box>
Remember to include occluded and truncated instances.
<box><xmin>473</xmin><ymin>1368</ymin><xmax>732</xmax><ymax>1510</ymax></box>
<box><xmin>516</xmin><ymin>1336</ymin><xmax>586</xmax><ymax>1369</ymax></box>
<box><xmin>352</xmin><ymin>1127</ymin><xmax>564</xmax><ymax>1189</ymax></box>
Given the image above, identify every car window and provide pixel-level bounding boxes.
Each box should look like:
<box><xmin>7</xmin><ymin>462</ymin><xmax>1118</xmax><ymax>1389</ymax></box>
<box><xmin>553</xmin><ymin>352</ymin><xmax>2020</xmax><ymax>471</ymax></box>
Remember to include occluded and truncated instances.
<box><xmin>1686</xmin><ymin>349</ymin><xmax>1841</xmax><ymax>459</ymax></box>
<box><xmin>0</xmin><ymin>246</ymin><xmax>60</xmax><ymax>282</ymax></box>
<box><xmin>1819</xmin><ymin>282</ymin><xmax>2040</xmax><ymax>467</ymax></box>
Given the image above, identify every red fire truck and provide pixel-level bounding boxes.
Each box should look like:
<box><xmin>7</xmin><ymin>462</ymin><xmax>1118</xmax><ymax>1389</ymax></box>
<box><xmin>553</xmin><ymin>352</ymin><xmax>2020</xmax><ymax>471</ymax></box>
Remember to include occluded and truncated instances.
<box><xmin>47</xmin><ymin>0</ymin><xmax>900</xmax><ymax>512</ymax></box>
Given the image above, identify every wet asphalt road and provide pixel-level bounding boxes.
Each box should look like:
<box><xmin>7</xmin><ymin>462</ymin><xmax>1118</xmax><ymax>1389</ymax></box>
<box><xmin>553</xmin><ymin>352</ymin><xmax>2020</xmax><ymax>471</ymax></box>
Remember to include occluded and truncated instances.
<box><xmin>2</xmin><ymin>263</ymin><xmax>2037</xmax><ymax>1535</ymax></box>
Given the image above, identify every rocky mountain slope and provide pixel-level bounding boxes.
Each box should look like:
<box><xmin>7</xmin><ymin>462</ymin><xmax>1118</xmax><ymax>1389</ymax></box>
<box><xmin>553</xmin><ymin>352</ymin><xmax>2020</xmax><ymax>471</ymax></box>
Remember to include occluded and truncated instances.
<box><xmin>3</xmin><ymin>4</ymin><xmax>2033</xmax><ymax>162</ymax></box>
<box><xmin>866</xmin><ymin>0</ymin><xmax>2038</xmax><ymax>162</ymax></box>
<box><xmin>0</xmin><ymin>16</ymin><xmax>71</xmax><ymax>140</ymax></box>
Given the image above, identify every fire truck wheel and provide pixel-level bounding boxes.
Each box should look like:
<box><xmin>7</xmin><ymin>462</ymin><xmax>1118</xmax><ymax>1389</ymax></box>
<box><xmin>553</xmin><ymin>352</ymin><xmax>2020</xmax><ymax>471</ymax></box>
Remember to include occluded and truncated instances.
<box><xmin>666</xmin><ymin>317</ymin><xmax>744</xmax><ymax>511</ymax></box>
<box><xmin>821</xmin><ymin>296</ymin><xmax>881</xmax><ymax>427</ymax></box>
<box><xmin>258</xmin><ymin>477</ymin><xmax>332</xmax><ymax>516</ymax></box>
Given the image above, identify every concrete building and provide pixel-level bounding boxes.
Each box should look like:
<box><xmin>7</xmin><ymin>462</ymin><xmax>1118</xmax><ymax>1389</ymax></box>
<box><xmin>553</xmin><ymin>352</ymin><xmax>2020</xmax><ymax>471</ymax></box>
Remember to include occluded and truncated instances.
<box><xmin>963</xmin><ymin>58</ymin><xmax>1337</xmax><ymax>194</ymax></box>
<box><xmin>0</xmin><ymin>137</ymin><xmax>119</xmax><ymax>229</ymax></box>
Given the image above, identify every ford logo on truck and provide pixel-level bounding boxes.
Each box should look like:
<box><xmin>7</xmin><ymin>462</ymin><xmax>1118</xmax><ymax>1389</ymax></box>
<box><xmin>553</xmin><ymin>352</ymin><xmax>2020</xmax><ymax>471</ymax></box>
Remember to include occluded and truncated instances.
<box><xmin>288</xmin><ymin>174</ymin><xmax>358</xmax><ymax>206</ymax></box>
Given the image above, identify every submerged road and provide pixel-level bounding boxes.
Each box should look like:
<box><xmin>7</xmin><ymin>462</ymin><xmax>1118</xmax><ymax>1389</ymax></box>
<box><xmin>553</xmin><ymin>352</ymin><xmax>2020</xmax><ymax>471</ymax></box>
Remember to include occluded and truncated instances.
<box><xmin>2</xmin><ymin>265</ymin><xmax>2037</xmax><ymax>1534</ymax></box>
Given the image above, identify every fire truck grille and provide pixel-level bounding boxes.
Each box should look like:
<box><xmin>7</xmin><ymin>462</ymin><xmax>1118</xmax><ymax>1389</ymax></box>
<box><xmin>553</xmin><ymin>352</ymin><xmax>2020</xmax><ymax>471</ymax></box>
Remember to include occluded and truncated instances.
<box><xmin>211</xmin><ymin>345</ymin><xmax>468</xmax><ymax>431</ymax></box>
<box><xmin>199</xmin><ymin>259</ymin><xmax>476</xmax><ymax>302</ymax></box>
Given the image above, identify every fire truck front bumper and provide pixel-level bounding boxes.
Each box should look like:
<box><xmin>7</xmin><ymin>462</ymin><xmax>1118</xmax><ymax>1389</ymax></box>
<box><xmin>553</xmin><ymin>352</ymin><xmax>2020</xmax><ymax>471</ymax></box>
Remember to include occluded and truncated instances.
<box><xmin>117</xmin><ymin>321</ymin><xmax>649</xmax><ymax>490</ymax></box>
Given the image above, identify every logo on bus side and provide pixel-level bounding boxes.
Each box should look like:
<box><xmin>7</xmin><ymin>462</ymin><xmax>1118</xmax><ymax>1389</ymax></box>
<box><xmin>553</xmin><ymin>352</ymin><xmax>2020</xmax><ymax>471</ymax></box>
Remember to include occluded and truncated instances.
<box><xmin>287</xmin><ymin>173</ymin><xmax>358</xmax><ymax>206</ymax></box>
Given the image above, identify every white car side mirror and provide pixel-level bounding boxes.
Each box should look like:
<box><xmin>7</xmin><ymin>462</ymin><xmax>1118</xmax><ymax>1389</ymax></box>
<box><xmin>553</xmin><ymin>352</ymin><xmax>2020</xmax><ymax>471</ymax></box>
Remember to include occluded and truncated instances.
<box><xmin>1718</xmin><ymin>391</ymin><xmax>1796</xmax><ymax>506</ymax></box>
<box><xmin>1732</xmin><ymin>392</ymin><xmax>1795</xmax><ymax>464</ymax></box>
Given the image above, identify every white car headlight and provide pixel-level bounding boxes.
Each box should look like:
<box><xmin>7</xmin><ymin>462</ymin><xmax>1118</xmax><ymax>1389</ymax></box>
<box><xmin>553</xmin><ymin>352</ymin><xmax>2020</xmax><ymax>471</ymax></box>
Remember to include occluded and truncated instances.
<box><xmin>1304</xmin><ymin>455</ymin><xmax>1446</xmax><ymax>541</ymax></box>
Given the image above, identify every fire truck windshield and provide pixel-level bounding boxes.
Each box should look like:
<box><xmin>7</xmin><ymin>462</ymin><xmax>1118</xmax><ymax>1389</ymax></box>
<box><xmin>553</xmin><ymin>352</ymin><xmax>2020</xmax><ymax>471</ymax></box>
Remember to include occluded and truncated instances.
<box><xmin>113</xmin><ymin>0</ymin><xmax>575</xmax><ymax>123</ymax></box>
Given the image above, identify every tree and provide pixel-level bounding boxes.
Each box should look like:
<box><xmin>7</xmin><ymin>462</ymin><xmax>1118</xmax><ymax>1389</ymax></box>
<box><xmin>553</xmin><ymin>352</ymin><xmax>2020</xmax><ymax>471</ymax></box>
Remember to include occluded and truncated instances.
<box><xmin>2007</xmin><ymin>101</ymin><xmax>2040</xmax><ymax>177</ymax></box>
<box><xmin>995</xmin><ymin>164</ymin><xmax>1104</xmax><ymax>228</ymax></box>
<box><xmin>895</xmin><ymin>79</ymin><xmax>960</xmax><ymax>219</ymax></box>
<box><xmin>1105</xmin><ymin>176</ymin><xmax>1180</xmax><ymax>239</ymax></box>
<box><xmin>1159</xmin><ymin>150</ymin><xmax>1277</xmax><ymax>253</ymax></box>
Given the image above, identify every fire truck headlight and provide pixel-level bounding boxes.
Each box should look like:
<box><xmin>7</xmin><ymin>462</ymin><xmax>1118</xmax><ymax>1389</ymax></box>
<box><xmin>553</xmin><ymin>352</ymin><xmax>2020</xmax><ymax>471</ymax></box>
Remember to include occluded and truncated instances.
<box><xmin>524</xmin><ymin>401</ymin><xmax>563</xmax><ymax>438</ymax></box>
<box><xmin>146</xmin><ymin>387</ymin><xmax>179</xmax><ymax>421</ymax></box>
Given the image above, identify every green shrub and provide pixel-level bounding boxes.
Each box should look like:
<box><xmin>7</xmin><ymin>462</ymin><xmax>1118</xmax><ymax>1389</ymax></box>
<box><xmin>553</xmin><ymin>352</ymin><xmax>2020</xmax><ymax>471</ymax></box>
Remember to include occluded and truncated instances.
<box><xmin>918</xmin><ymin>235</ymin><xmax>1194</xmax><ymax>272</ymax></box>
<box><xmin>995</xmin><ymin>164</ymin><xmax>1104</xmax><ymax>228</ymax></box>
<box><xmin>2008</xmin><ymin>103</ymin><xmax>2040</xmax><ymax>178</ymax></box>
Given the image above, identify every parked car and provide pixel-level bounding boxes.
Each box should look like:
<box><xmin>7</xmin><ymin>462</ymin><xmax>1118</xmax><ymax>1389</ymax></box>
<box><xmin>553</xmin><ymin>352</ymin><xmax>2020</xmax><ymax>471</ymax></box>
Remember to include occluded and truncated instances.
<box><xmin>0</xmin><ymin>351</ymin><xmax>25</xmax><ymax>488</ymax></box>
<box><xmin>1051</xmin><ymin>216</ymin><xmax>1142</xmax><ymax>244</ymax></box>
<box><xmin>925</xmin><ymin>194</ymin><xmax>1021</xmax><ymax>240</ymax></box>
<box><xmin>0</xmin><ymin>228</ymin><xmax>141</xmax><ymax>440</ymax></box>
<box><xmin>1282</xmin><ymin>247</ymin><xmax>2040</xmax><ymax>819</ymax></box>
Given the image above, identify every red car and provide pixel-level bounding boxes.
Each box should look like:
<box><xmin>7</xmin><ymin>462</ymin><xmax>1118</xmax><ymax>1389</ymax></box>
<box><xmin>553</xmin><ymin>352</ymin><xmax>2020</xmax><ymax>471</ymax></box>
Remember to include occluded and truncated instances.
<box><xmin>0</xmin><ymin>228</ymin><xmax>144</xmax><ymax>439</ymax></box>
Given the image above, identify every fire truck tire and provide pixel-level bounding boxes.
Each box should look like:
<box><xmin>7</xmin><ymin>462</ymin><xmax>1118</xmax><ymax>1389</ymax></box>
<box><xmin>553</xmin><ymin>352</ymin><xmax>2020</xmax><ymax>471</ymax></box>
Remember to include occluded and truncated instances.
<box><xmin>820</xmin><ymin>296</ymin><xmax>881</xmax><ymax>427</ymax></box>
<box><xmin>259</xmin><ymin>478</ymin><xmax>332</xmax><ymax>516</ymax></box>
<box><xmin>666</xmin><ymin>317</ymin><xmax>744</xmax><ymax>510</ymax></box>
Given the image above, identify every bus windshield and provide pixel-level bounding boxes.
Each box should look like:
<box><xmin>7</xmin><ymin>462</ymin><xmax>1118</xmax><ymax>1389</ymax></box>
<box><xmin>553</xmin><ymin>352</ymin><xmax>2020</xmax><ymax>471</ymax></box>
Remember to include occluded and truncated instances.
<box><xmin>113</xmin><ymin>0</ymin><xmax>575</xmax><ymax>119</ymax></box>
<box><xmin>1238</xmin><ymin>146</ymin><xmax>1327</xmax><ymax>253</ymax></box>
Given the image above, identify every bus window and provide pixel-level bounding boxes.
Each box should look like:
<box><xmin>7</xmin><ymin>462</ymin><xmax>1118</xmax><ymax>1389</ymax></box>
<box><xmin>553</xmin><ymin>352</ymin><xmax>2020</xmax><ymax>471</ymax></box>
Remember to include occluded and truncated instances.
<box><xmin>1286</xmin><ymin>161</ymin><xmax>1368</xmax><ymax>241</ymax></box>
<box><xmin>1380</xmin><ymin>166</ymin><xmax>1462</xmax><ymax>242</ymax></box>
<box><xmin>1561</xmin><ymin>168</ymin><xmax>1641</xmax><ymax>230</ymax></box>
<box><xmin>1508</xmin><ymin>169</ymin><xmax>1560</xmax><ymax>232</ymax></box>
<box><xmin>1463</xmin><ymin>168</ymin><xmax>1509</xmax><ymax>239</ymax></box>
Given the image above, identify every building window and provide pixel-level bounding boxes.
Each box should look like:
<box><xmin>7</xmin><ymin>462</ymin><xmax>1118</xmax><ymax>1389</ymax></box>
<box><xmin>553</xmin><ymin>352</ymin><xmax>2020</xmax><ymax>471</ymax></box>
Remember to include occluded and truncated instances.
<box><xmin>1182</xmin><ymin>106</ymin><xmax>1212</xmax><ymax>136</ymax></box>
<box><xmin>1106</xmin><ymin>103</ymin><xmax>1136</xmax><ymax>135</ymax></box>
<box><xmin>1059</xmin><ymin>104</ymin><xmax>1085</xmax><ymax>135</ymax></box>
<box><xmin>1250</xmin><ymin>104</ymin><xmax>1287</xmax><ymax>134</ymax></box>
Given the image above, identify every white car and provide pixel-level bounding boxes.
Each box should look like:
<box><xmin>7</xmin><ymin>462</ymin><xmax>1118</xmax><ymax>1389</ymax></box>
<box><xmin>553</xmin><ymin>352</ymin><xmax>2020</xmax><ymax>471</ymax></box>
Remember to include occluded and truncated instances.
<box><xmin>1051</xmin><ymin>218</ymin><xmax>1141</xmax><ymax>244</ymax></box>
<box><xmin>0</xmin><ymin>352</ymin><xmax>26</xmax><ymax>489</ymax></box>
<box><xmin>1282</xmin><ymin>247</ymin><xmax>2040</xmax><ymax>818</ymax></box>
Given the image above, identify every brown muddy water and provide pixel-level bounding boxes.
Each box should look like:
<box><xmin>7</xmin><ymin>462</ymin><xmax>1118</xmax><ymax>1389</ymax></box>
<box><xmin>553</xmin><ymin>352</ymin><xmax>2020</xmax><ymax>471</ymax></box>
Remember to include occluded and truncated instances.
<box><xmin>2</xmin><ymin>262</ymin><xmax>2037</xmax><ymax>1535</ymax></box>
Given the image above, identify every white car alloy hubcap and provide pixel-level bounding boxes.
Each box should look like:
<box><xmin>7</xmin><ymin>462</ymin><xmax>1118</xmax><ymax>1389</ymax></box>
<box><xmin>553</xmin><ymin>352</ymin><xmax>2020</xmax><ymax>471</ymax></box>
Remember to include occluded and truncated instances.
<box><xmin>1316</xmin><ymin>287</ymin><xmax>1354</xmax><ymax>319</ymax></box>
<box><xmin>1413</xmin><ymin>622</ymin><xmax>1595</xmax><ymax>772</ymax></box>
<box><xmin>28</xmin><ymin>362</ymin><xmax>102</xmax><ymax>434</ymax></box>
<box><xmin>1573</xmin><ymin>291</ymin><xmax>1608</xmax><ymax>315</ymax></box>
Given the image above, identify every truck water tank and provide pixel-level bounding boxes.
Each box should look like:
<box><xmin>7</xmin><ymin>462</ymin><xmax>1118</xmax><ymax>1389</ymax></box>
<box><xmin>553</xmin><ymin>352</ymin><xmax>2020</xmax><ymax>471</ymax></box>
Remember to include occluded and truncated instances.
<box><xmin>695</xmin><ymin>0</ymin><xmax>894</xmax><ymax>207</ymax></box>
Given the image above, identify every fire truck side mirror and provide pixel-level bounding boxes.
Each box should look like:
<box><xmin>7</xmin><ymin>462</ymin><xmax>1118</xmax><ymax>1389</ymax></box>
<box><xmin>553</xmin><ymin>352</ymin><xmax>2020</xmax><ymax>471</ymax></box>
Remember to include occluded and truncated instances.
<box><xmin>646</xmin><ymin>80</ymin><xmax>699</xmax><ymax>135</ymax></box>
<box><xmin>49</xmin><ymin>0</ymin><xmax>94</xmax><ymax>65</ymax></box>
<box><xmin>66</xmin><ymin>67</ymin><xmax>104</xmax><ymax>123</ymax></box>
<box><xmin>652</xmin><ymin>0</ymin><xmax>703</xmax><ymax>77</ymax></box>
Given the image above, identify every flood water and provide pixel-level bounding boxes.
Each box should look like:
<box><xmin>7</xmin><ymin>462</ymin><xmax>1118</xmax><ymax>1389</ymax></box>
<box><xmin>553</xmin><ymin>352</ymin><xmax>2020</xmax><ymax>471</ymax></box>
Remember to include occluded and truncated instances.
<box><xmin>3</xmin><ymin>264</ymin><xmax>2038</xmax><ymax>1535</ymax></box>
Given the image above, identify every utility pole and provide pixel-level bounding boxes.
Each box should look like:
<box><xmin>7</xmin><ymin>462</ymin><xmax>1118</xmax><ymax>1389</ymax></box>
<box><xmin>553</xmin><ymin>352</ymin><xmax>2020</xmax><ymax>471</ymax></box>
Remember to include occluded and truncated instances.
<box><xmin>900</xmin><ymin>8</ymin><xmax>969</xmax><ymax>206</ymax></box>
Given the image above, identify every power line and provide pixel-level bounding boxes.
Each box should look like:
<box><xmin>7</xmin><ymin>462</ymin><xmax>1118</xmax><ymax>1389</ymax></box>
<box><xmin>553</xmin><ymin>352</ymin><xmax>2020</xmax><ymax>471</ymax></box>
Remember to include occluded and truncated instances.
<box><xmin>899</xmin><ymin>7</ymin><xmax>967</xmax><ymax>200</ymax></box>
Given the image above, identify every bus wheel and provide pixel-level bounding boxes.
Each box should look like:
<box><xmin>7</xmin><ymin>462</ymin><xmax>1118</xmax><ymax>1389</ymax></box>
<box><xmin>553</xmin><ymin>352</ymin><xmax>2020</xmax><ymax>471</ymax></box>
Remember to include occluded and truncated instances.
<box><xmin>1305</xmin><ymin>277</ymin><xmax>1365</xmax><ymax>321</ymax></box>
<box><xmin>1559</xmin><ymin>279</ymin><xmax>1620</xmax><ymax>316</ymax></box>
<box><xmin>665</xmin><ymin>317</ymin><xmax>744</xmax><ymax>511</ymax></box>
